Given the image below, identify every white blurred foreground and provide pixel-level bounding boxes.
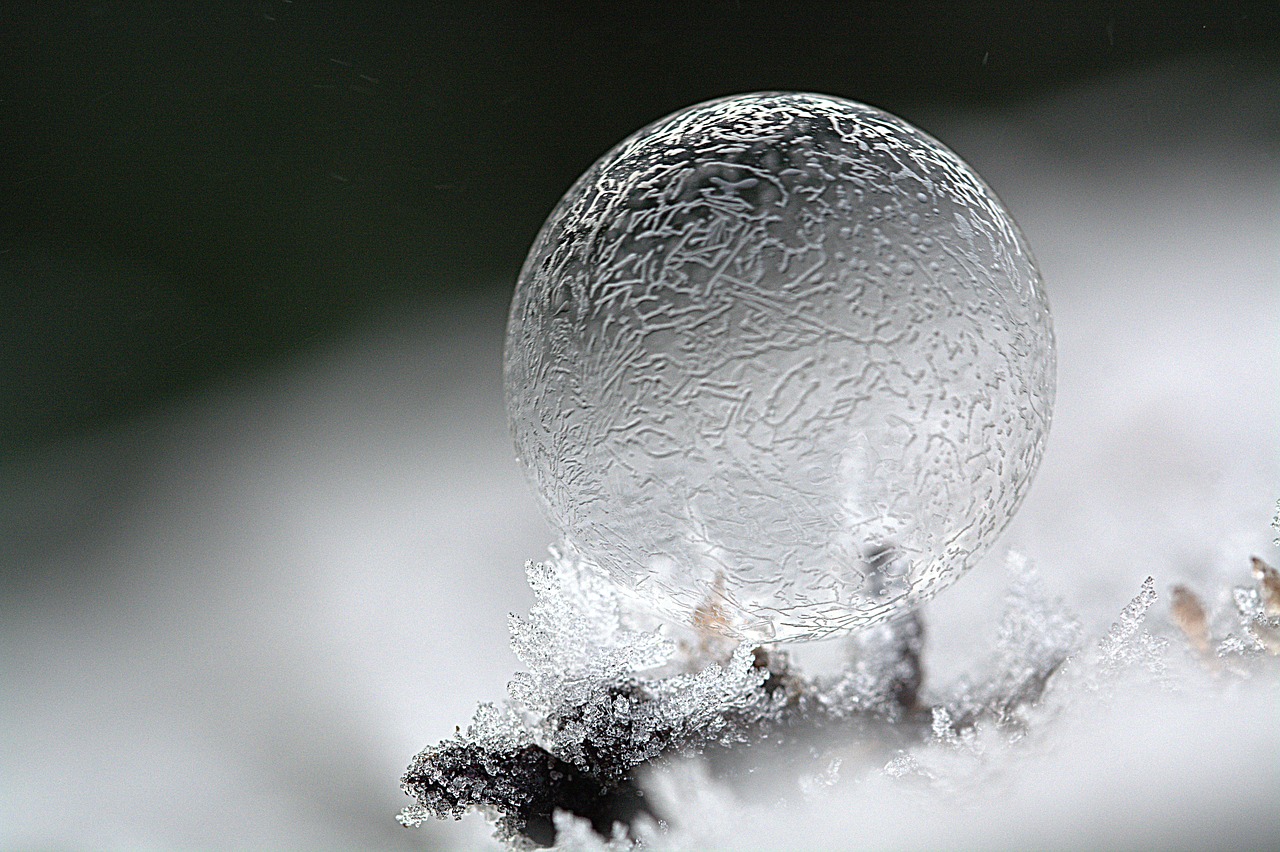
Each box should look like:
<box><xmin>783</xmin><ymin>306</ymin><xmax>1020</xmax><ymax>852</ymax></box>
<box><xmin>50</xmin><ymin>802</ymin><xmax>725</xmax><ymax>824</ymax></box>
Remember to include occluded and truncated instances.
<box><xmin>4</xmin><ymin>58</ymin><xmax>1278</xmax><ymax>849</ymax></box>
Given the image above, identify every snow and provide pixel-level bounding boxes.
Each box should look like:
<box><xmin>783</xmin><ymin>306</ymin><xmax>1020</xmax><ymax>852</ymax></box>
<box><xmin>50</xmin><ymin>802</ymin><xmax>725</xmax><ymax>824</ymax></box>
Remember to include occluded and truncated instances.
<box><xmin>3</xmin><ymin>57</ymin><xmax>1278</xmax><ymax>849</ymax></box>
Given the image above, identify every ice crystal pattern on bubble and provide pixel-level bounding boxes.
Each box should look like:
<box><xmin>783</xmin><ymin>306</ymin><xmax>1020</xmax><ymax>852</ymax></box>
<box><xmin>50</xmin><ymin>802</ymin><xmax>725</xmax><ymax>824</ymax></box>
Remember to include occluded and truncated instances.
<box><xmin>505</xmin><ymin>93</ymin><xmax>1056</xmax><ymax>641</ymax></box>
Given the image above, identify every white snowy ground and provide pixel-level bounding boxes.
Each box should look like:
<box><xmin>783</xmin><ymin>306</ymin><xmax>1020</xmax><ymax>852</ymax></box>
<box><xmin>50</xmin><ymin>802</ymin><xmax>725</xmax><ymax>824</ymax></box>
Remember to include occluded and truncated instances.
<box><xmin>4</xmin><ymin>58</ymin><xmax>1278</xmax><ymax>849</ymax></box>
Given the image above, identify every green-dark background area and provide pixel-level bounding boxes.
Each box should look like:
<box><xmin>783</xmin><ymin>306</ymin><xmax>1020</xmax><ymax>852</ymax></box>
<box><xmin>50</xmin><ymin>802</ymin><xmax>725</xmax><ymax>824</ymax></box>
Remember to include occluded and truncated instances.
<box><xmin>3</xmin><ymin>0</ymin><xmax>1278</xmax><ymax>453</ymax></box>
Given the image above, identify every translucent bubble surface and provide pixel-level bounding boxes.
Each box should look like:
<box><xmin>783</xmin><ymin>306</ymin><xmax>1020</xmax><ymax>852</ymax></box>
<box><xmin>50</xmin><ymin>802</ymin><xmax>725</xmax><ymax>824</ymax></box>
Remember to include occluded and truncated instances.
<box><xmin>504</xmin><ymin>92</ymin><xmax>1055</xmax><ymax>642</ymax></box>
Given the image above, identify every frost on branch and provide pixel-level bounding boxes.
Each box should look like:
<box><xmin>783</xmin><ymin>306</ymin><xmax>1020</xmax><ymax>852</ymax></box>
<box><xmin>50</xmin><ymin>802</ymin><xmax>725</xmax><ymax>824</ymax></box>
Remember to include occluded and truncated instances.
<box><xmin>402</xmin><ymin>549</ymin><xmax>1280</xmax><ymax>848</ymax></box>
<box><xmin>1095</xmin><ymin>576</ymin><xmax>1169</xmax><ymax>678</ymax></box>
<box><xmin>401</xmin><ymin>551</ymin><xmax>1089</xmax><ymax>847</ymax></box>
<box><xmin>1217</xmin><ymin>557</ymin><xmax>1280</xmax><ymax>657</ymax></box>
<box><xmin>399</xmin><ymin>514</ymin><xmax>1280</xmax><ymax>850</ymax></box>
<box><xmin>936</xmin><ymin>554</ymin><xmax>1079</xmax><ymax>730</ymax></box>
<box><xmin>401</xmin><ymin>556</ymin><xmax>779</xmax><ymax>845</ymax></box>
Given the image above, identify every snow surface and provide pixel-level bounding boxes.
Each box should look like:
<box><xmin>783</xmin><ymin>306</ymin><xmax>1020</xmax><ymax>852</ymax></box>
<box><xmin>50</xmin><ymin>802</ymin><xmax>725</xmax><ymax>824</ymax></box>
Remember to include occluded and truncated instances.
<box><xmin>3</xmin><ymin>58</ymin><xmax>1278</xmax><ymax>849</ymax></box>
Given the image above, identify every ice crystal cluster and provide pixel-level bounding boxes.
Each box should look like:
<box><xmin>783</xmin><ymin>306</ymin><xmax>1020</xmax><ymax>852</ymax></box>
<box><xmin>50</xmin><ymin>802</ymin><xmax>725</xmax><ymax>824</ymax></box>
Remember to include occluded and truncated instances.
<box><xmin>401</xmin><ymin>550</ymin><xmax>1079</xmax><ymax>847</ymax></box>
<box><xmin>504</xmin><ymin>92</ymin><xmax>1056</xmax><ymax>641</ymax></box>
<box><xmin>401</xmin><ymin>556</ymin><xmax>783</xmax><ymax>845</ymax></box>
<box><xmin>402</xmin><ymin>552</ymin><xmax>1279</xmax><ymax>850</ymax></box>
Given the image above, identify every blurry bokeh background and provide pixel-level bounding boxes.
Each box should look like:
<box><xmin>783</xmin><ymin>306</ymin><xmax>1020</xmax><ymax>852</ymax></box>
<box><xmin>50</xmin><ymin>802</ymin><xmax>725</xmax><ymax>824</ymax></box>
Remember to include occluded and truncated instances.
<box><xmin>3</xmin><ymin>2</ymin><xmax>1278</xmax><ymax>848</ymax></box>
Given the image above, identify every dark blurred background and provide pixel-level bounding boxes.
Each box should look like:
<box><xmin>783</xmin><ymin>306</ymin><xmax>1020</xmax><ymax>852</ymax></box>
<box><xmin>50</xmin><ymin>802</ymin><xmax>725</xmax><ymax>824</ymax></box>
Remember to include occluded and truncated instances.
<box><xmin>3</xmin><ymin>0</ymin><xmax>1278</xmax><ymax>455</ymax></box>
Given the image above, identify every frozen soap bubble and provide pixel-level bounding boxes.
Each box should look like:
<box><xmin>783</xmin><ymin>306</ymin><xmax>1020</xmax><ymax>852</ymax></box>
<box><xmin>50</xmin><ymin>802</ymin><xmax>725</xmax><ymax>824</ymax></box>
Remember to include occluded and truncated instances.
<box><xmin>504</xmin><ymin>92</ymin><xmax>1055</xmax><ymax>642</ymax></box>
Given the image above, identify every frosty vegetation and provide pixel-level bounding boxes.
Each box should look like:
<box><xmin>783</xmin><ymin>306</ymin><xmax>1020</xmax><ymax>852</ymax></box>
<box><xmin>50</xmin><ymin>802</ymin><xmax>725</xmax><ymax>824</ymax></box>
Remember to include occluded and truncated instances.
<box><xmin>401</xmin><ymin>547</ymin><xmax>1280</xmax><ymax>849</ymax></box>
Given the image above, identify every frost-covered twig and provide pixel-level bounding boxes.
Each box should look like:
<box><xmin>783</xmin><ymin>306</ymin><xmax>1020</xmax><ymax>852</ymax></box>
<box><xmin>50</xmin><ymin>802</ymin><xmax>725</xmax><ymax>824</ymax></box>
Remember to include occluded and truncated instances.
<box><xmin>401</xmin><ymin>546</ymin><xmax>1279</xmax><ymax>848</ymax></box>
<box><xmin>401</xmin><ymin>552</ymin><xmax>1083</xmax><ymax>847</ymax></box>
<box><xmin>1217</xmin><ymin>557</ymin><xmax>1280</xmax><ymax>657</ymax></box>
